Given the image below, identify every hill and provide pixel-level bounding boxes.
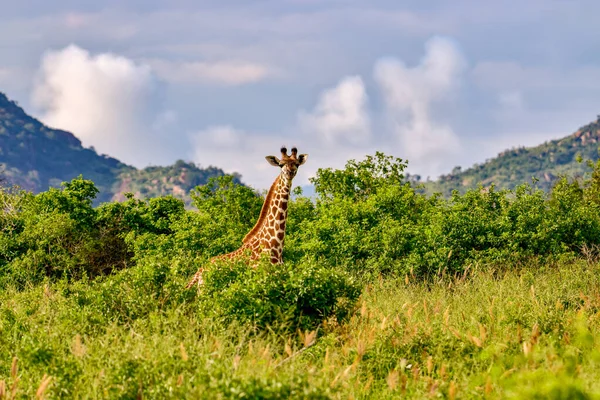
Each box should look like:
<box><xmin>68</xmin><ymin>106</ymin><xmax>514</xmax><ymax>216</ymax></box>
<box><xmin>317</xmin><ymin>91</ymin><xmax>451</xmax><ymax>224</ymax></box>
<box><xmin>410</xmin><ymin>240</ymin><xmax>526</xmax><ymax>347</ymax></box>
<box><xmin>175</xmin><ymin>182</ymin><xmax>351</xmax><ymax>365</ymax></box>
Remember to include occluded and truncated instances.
<box><xmin>0</xmin><ymin>92</ymin><xmax>234</xmax><ymax>203</ymax></box>
<box><xmin>419</xmin><ymin>116</ymin><xmax>600</xmax><ymax>196</ymax></box>
<box><xmin>113</xmin><ymin>160</ymin><xmax>242</xmax><ymax>202</ymax></box>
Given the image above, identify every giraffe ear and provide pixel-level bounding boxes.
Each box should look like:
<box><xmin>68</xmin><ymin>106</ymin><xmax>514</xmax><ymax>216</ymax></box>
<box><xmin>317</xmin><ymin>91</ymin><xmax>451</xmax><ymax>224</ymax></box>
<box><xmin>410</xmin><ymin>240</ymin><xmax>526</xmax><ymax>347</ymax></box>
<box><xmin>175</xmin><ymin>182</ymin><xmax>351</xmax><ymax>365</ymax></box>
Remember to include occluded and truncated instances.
<box><xmin>297</xmin><ymin>154</ymin><xmax>308</xmax><ymax>165</ymax></box>
<box><xmin>265</xmin><ymin>156</ymin><xmax>281</xmax><ymax>167</ymax></box>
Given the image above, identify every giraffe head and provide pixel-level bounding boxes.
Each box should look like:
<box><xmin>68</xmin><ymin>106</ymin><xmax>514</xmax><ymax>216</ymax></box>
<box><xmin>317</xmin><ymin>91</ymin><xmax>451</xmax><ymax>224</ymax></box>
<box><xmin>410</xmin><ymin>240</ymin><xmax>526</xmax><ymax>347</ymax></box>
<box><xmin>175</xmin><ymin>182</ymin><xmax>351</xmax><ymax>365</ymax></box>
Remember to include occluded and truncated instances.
<box><xmin>265</xmin><ymin>147</ymin><xmax>308</xmax><ymax>182</ymax></box>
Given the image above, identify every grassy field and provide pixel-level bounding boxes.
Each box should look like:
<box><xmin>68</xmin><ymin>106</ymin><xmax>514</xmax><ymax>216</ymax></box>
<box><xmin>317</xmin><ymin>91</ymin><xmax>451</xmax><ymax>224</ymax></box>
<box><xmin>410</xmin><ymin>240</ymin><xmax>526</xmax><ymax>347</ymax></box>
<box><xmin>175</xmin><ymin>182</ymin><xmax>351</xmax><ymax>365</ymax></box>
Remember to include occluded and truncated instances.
<box><xmin>2</xmin><ymin>258</ymin><xmax>600</xmax><ymax>399</ymax></box>
<box><xmin>2</xmin><ymin>154</ymin><xmax>600</xmax><ymax>398</ymax></box>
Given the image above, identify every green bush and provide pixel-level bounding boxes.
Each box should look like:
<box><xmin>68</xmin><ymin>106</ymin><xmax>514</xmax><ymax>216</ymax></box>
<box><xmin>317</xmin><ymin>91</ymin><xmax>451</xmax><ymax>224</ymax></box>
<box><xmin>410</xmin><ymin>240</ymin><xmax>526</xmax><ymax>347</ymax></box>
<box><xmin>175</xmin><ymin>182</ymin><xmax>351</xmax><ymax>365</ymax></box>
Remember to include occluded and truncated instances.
<box><xmin>197</xmin><ymin>258</ymin><xmax>361</xmax><ymax>331</ymax></box>
<box><xmin>5</xmin><ymin>152</ymin><xmax>600</xmax><ymax>398</ymax></box>
<box><xmin>289</xmin><ymin>154</ymin><xmax>600</xmax><ymax>278</ymax></box>
<box><xmin>4</xmin><ymin>153</ymin><xmax>600</xmax><ymax>288</ymax></box>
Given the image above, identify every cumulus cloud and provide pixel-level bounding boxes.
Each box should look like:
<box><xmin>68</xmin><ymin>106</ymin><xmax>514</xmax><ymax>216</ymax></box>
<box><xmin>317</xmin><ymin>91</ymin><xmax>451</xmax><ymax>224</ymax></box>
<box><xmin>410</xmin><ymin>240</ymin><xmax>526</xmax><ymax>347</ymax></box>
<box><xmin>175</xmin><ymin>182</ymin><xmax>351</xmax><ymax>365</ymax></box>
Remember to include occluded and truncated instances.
<box><xmin>297</xmin><ymin>75</ymin><xmax>370</xmax><ymax>146</ymax></box>
<box><xmin>190</xmin><ymin>125</ymin><xmax>284</xmax><ymax>189</ymax></box>
<box><xmin>31</xmin><ymin>44</ymin><xmax>176</xmax><ymax>167</ymax></box>
<box><xmin>374</xmin><ymin>36</ymin><xmax>465</xmax><ymax>175</ymax></box>
<box><xmin>190</xmin><ymin>38</ymin><xmax>469</xmax><ymax>189</ymax></box>
<box><xmin>149</xmin><ymin>59</ymin><xmax>275</xmax><ymax>86</ymax></box>
<box><xmin>189</xmin><ymin>123</ymin><xmax>375</xmax><ymax>190</ymax></box>
<box><xmin>190</xmin><ymin>77</ymin><xmax>375</xmax><ymax>189</ymax></box>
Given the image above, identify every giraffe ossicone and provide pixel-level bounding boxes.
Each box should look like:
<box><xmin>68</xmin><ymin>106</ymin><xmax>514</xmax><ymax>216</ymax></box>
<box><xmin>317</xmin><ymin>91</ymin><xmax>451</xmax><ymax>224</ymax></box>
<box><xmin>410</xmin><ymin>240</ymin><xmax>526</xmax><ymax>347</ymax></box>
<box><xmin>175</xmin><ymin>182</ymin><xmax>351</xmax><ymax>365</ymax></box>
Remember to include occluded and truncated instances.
<box><xmin>185</xmin><ymin>146</ymin><xmax>308</xmax><ymax>288</ymax></box>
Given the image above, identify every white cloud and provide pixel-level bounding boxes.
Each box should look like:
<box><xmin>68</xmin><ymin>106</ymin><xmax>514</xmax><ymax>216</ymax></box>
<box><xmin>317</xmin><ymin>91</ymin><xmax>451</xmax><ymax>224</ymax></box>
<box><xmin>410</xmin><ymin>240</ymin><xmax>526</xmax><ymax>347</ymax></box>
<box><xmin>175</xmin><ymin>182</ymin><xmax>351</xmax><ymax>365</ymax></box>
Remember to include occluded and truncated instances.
<box><xmin>189</xmin><ymin>76</ymin><xmax>374</xmax><ymax>189</ymax></box>
<box><xmin>190</xmin><ymin>125</ymin><xmax>283</xmax><ymax>189</ymax></box>
<box><xmin>149</xmin><ymin>59</ymin><xmax>275</xmax><ymax>86</ymax></box>
<box><xmin>31</xmin><ymin>44</ymin><xmax>175</xmax><ymax>167</ymax></box>
<box><xmin>297</xmin><ymin>75</ymin><xmax>370</xmax><ymax>146</ymax></box>
<box><xmin>374</xmin><ymin>36</ymin><xmax>465</xmax><ymax>176</ymax></box>
<box><xmin>190</xmin><ymin>37</ymin><xmax>469</xmax><ymax>189</ymax></box>
<box><xmin>189</xmin><ymin>123</ymin><xmax>376</xmax><ymax>190</ymax></box>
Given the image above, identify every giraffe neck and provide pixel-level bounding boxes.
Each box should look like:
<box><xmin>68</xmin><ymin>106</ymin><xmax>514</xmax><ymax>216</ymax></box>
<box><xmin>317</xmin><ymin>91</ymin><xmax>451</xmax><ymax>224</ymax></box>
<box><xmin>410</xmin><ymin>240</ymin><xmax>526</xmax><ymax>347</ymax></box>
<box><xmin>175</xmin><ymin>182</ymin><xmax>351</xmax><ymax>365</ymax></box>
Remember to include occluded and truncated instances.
<box><xmin>186</xmin><ymin>173</ymin><xmax>292</xmax><ymax>288</ymax></box>
<box><xmin>242</xmin><ymin>172</ymin><xmax>292</xmax><ymax>263</ymax></box>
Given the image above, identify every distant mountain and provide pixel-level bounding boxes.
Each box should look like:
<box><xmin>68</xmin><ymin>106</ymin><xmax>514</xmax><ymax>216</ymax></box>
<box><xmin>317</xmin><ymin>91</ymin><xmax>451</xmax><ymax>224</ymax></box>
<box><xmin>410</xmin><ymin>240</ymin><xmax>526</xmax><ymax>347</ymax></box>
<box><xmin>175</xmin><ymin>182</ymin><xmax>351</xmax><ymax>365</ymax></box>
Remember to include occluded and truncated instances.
<box><xmin>4</xmin><ymin>88</ymin><xmax>598</xmax><ymax>203</ymax></box>
<box><xmin>0</xmin><ymin>92</ymin><xmax>235</xmax><ymax>203</ymax></box>
<box><xmin>419</xmin><ymin>116</ymin><xmax>600</xmax><ymax>196</ymax></box>
<box><xmin>114</xmin><ymin>160</ymin><xmax>241</xmax><ymax>203</ymax></box>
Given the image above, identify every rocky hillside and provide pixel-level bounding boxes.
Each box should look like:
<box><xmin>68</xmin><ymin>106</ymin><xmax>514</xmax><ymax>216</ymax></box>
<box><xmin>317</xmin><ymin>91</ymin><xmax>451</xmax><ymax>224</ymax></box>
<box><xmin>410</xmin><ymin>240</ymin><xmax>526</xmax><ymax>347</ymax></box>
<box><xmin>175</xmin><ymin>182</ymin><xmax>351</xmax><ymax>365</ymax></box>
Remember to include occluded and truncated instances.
<box><xmin>420</xmin><ymin>116</ymin><xmax>600</xmax><ymax>196</ymax></box>
<box><xmin>0</xmin><ymin>92</ymin><xmax>234</xmax><ymax>203</ymax></box>
<box><xmin>114</xmin><ymin>160</ymin><xmax>242</xmax><ymax>202</ymax></box>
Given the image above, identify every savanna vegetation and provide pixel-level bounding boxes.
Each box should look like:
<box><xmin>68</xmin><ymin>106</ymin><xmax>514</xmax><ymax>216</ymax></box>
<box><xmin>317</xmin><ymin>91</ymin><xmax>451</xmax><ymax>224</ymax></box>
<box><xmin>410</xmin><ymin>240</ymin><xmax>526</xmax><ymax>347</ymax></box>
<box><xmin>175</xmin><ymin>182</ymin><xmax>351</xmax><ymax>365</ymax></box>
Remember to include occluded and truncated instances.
<box><xmin>2</xmin><ymin>151</ymin><xmax>600</xmax><ymax>398</ymax></box>
<box><xmin>420</xmin><ymin>116</ymin><xmax>600</xmax><ymax>196</ymax></box>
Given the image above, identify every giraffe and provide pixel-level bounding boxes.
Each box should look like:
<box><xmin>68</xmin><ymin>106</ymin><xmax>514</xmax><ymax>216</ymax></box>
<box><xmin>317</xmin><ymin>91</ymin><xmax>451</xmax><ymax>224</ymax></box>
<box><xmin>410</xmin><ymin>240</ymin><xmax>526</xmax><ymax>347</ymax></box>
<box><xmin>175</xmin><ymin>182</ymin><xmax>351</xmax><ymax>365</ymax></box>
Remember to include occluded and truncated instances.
<box><xmin>185</xmin><ymin>146</ymin><xmax>308</xmax><ymax>288</ymax></box>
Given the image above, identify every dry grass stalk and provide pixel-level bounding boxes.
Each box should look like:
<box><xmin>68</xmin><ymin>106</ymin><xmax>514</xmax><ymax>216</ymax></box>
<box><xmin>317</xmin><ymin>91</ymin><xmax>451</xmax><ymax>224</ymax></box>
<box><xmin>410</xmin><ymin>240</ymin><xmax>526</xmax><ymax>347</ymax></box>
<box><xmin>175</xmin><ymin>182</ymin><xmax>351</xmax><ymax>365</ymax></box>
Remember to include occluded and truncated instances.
<box><xmin>412</xmin><ymin>366</ymin><xmax>420</xmax><ymax>381</ymax></box>
<box><xmin>9</xmin><ymin>358</ymin><xmax>18</xmax><ymax>400</ymax></box>
<box><xmin>232</xmin><ymin>354</ymin><xmax>241</xmax><ymax>369</ymax></box>
<box><xmin>179</xmin><ymin>342</ymin><xmax>189</xmax><ymax>361</ymax></box>
<box><xmin>72</xmin><ymin>334</ymin><xmax>86</xmax><ymax>358</ymax></box>
<box><xmin>530</xmin><ymin>323</ymin><xmax>541</xmax><ymax>345</ymax></box>
<box><xmin>484</xmin><ymin>376</ymin><xmax>493</xmax><ymax>395</ymax></box>
<box><xmin>330</xmin><ymin>365</ymin><xmax>353</xmax><ymax>388</ymax></box>
<box><xmin>401</xmin><ymin>374</ymin><xmax>408</xmax><ymax>394</ymax></box>
<box><xmin>448</xmin><ymin>381</ymin><xmax>457</xmax><ymax>400</ymax></box>
<box><xmin>10</xmin><ymin>358</ymin><xmax>17</xmax><ymax>380</ymax></box>
<box><xmin>479</xmin><ymin>323</ymin><xmax>487</xmax><ymax>343</ymax></box>
<box><xmin>35</xmin><ymin>375</ymin><xmax>52</xmax><ymax>400</ymax></box>
<box><xmin>284</xmin><ymin>341</ymin><xmax>293</xmax><ymax>357</ymax></box>
<box><xmin>469</xmin><ymin>334</ymin><xmax>483</xmax><ymax>348</ymax></box>
<box><xmin>522</xmin><ymin>341</ymin><xmax>533</xmax><ymax>356</ymax></box>
<box><xmin>274</xmin><ymin>329</ymin><xmax>318</xmax><ymax>369</ymax></box>
<box><xmin>363</xmin><ymin>375</ymin><xmax>374</xmax><ymax>392</ymax></box>
<box><xmin>355</xmin><ymin>339</ymin><xmax>366</xmax><ymax>361</ymax></box>
<box><xmin>380</xmin><ymin>315</ymin><xmax>388</xmax><ymax>330</ymax></box>
<box><xmin>439</xmin><ymin>364</ymin><xmax>447</xmax><ymax>380</ymax></box>
<box><xmin>449</xmin><ymin>326</ymin><xmax>462</xmax><ymax>340</ymax></box>
<box><xmin>300</xmin><ymin>329</ymin><xmax>317</xmax><ymax>348</ymax></box>
<box><xmin>426</xmin><ymin>356</ymin><xmax>434</xmax><ymax>375</ymax></box>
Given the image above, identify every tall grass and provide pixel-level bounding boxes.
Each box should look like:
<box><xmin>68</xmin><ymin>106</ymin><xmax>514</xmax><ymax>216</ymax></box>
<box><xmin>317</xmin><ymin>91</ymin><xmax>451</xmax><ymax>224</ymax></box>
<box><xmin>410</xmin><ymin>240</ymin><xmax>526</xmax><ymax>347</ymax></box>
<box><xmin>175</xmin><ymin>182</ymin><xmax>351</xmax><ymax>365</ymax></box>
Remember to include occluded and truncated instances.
<box><xmin>2</xmin><ymin>259</ymin><xmax>600</xmax><ymax>398</ymax></box>
<box><xmin>3</xmin><ymin>154</ymin><xmax>600</xmax><ymax>398</ymax></box>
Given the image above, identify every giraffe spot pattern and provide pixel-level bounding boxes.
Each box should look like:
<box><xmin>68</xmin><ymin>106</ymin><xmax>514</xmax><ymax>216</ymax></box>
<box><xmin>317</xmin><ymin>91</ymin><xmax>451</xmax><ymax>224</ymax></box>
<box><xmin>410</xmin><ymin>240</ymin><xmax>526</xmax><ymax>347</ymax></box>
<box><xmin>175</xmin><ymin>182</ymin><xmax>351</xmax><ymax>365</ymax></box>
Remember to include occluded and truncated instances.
<box><xmin>188</xmin><ymin>164</ymin><xmax>303</xmax><ymax>288</ymax></box>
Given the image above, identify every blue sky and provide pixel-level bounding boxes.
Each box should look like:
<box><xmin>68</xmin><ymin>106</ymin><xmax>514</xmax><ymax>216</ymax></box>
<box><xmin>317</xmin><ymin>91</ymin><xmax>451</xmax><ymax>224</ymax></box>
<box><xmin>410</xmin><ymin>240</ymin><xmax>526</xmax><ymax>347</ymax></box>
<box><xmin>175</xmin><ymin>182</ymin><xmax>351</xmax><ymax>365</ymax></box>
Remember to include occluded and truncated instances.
<box><xmin>1</xmin><ymin>0</ymin><xmax>599</xmax><ymax>188</ymax></box>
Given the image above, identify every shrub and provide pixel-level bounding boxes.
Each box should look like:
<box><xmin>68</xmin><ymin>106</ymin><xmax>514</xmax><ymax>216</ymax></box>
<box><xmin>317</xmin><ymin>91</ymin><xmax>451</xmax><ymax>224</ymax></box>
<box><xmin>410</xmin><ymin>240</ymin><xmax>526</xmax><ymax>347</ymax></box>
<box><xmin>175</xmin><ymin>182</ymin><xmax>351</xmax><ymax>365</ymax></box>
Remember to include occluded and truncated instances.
<box><xmin>197</xmin><ymin>258</ymin><xmax>361</xmax><ymax>331</ymax></box>
<box><xmin>3</xmin><ymin>152</ymin><xmax>600</xmax><ymax>287</ymax></box>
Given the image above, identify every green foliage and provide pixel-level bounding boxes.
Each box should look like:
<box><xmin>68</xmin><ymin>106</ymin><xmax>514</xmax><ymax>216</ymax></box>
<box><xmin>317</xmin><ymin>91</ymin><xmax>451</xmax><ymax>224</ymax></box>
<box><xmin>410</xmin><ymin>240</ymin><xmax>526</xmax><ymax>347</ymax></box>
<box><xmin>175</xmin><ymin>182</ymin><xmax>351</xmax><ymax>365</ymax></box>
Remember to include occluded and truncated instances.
<box><xmin>191</xmin><ymin>175</ymin><xmax>262</xmax><ymax>229</ymax></box>
<box><xmin>4</xmin><ymin>151</ymin><xmax>600</xmax><ymax>287</ymax></box>
<box><xmin>199</xmin><ymin>258</ymin><xmax>360</xmax><ymax>331</ymax></box>
<box><xmin>115</xmin><ymin>160</ymin><xmax>240</xmax><ymax>205</ymax></box>
<box><xmin>422</xmin><ymin>117</ymin><xmax>600</xmax><ymax>196</ymax></box>
<box><xmin>311</xmin><ymin>152</ymin><xmax>407</xmax><ymax>201</ymax></box>
<box><xmin>4</xmin><ymin>150</ymin><xmax>600</xmax><ymax>397</ymax></box>
<box><xmin>584</xmin><ymin>157</ymin><xmax>600</xmax><ymax>205</ymax></box>
<box><xmin>292</xmin><ymin>153</ymin><xmax>600</xmax><ymax>278</ymax></box>
<box><xmin>0</xmin><ymin>176</ymin><xmax>189</xmax><ymax>288</ymax></box>
<box><xmin>3</xmin><ymin>258</ymin><xmax>600</xmax><ymax>397</ymax></box>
